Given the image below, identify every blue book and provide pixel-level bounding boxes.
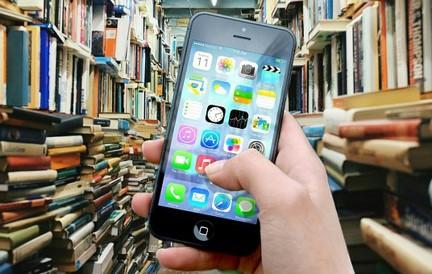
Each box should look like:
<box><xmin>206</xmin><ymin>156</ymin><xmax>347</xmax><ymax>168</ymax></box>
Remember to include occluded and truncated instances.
<box><xmin>6</xmin><ymin>27</ymin><xmax>29</xmax><ymax>107</ymax></box>
<box><xmin>119</xmin><ymin>119</ymin><xmax>130</xmax><ymax>131</ymax></box>
<box><xmin>303</xmin><ymin>125</ymin><xmax>325</xmax><ymax>138</ymax></box>
<box><xmin>39</xmin><ymin>28</ymin><xmax>50</xmax><ymax>110</ymax></box>
<box><xmin>307</xmin><ymin>137</ymin><xmax>321</xmax><ymax>150</ymax></box>
<box><xmin>328</xmin><ymin>175</ymin><xmax>342</xmax><ymax>192</ymax></box>
<box><xmin>326</xmin><ymin>0</ymin><xmax>333</xmax><ymax>19</ymax></box>
<box><xmin>0</xmin><ymin>263</ymin><xmax>11</xmax><ymax>274</ymax></box>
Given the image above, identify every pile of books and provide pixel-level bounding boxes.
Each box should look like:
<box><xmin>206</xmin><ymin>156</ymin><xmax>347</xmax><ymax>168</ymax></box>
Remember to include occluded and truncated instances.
<box><xmin>0</xmin><ymin>107</ymin><xmax>160</xmax><ymax>272</ymax></box>
<box><xmin>319</xmin><ymin>88</ymin><xmax>432</xmax><ymax>272</ymax></box>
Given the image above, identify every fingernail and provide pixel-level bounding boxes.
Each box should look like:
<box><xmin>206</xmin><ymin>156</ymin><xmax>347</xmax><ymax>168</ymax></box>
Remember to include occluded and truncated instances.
<box><xmin>141</xmin><ymin>142</ymin><xmax>146</xmax><ymax>160</ymax></box>
<box><xmin>155</xmin><ymin>248</ymin><xmax>166</xmax><ymax>259</ymax></box>
<box><xmin>205</xmin><ymin>160</ymin><xmax>226</xmax><ymax>175</ymax></box>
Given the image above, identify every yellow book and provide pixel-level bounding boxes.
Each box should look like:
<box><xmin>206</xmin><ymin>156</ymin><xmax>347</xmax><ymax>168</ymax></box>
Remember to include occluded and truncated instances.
<box><xmin>25</xmin><ymin>26</ymin><xmax>41</xmax><ymax>109</ymax></box>
<box><xmin>333</xmin><ymin>87</ymin><xmax>420</xmax><ymax>110</ymax></box>
<box><xmin>47</xmin><ymin>145</ymin><xmax>87</xmax><ymax>156</ymax></box>
<box><xmin>0</xmin><ymin>24</ymin><xmax>6</xmax><ymax>105</ymax></box>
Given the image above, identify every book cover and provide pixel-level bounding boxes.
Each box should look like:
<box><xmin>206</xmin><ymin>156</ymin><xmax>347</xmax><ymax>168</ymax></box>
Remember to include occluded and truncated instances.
<box><xmin>50</xmin><ymin>153</ymin><xmax>81</xmax><ymax>170</ymax></box>
<box><xmin>11</xmin><ymin>231</ymin><xmax>53</xmax><ymax>264</ymax></box>
<box><xmin>0</xmin><ymin>141</ymin><xmax>47</xmax><ymax>157</ymax></box>
<box><xmin>6</xmin><ymin>27</ymin><xmax>29</xmax><ymax>107</ymax></box>
<box><xmin>46</xmin><ymin>135</ymin><xmax>83</xmax><ymax>148</ymax></box>
<box><xmin>395</xmin><ymin>0</ymin><xmax>409</xmax><ymax>88</ymax></box>
<box><xmin>407</xmin><ymin>0</ymin><xmax>424</xmax><ymax>90</ymax></box>
<box><xmin>0</xmin><ymin>156</ymin><xmax>51</xmax><ymax>172</ymax></box>
<box><xmin>0</xmin><ymin>125</ymin><xmax>46</xmax><ymax>145</ymax></box>
<box><xmin>48</xmin><ymin>145</ymin><xmax>87</xmax><ymax>156</ymax></box>
<box><xmin>0</xmin><ymin>225</ymin><xmax>40</xmax><ymax>250</ymax></box>
<box><xmin>53</xmin><ymin>208</ymin><xmax>87</xmax><ymax>232</ymax></box>
<box><xmin>0</xmin><ymin>207</ymin><xmax>47</xmax><ymax>225</ymax></box>
<box><xmin>0</xmin><ymin>198</ymin><xmax>52</xmax><ymax>212</ymax></box>
<box><xmin>25</xmin><ymin>26</ymin><xmax>41</xmax><ymax>109</ymax></box>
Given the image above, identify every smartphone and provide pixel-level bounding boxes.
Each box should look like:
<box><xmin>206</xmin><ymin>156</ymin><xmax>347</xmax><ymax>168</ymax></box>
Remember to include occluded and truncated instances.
<box><xmin>149</xmin><ymin>13</ymin><xmax>296</xmax><ymax>255</ymax></box>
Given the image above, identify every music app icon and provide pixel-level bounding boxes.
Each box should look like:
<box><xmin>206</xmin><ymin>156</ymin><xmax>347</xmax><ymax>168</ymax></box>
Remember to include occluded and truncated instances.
<box><xmin>195</xmin><ymin>155</ymin><xmax>216</xmax><ymax>174</ymax></box>
<box><xmin>177</xmin><ymin>125</ymin><xmax>198</xmax><ymax>145</ymax></box>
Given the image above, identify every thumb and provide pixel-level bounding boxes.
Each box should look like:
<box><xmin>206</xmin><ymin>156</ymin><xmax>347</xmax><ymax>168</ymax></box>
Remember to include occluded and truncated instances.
<box><xmin>205</xmin><ymin>149</ymin><xmax>297</xmax><ymax>208</ymax></box>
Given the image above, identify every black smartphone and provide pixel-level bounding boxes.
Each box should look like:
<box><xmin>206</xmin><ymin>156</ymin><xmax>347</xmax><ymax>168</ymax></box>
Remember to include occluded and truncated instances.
<box><xmin>149</xmin><ymin>13</ymin><xmax>296</xmax><ymax>255</ymax></box>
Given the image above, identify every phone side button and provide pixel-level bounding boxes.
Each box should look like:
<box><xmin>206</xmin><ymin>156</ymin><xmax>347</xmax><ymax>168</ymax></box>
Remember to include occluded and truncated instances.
<box><xmin>193</xmin><ymin>220</ymin><xmax>215</xmax><ymax>242</ymax></box>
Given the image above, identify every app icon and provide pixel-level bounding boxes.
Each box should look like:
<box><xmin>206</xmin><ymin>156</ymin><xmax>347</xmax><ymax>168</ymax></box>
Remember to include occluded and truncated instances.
<box><xmin>193</xmin><ymin>51</ymin><xmax>213</xmax><ymax>71</ymax></box>
<box><xmin>224</xmin><ymin>135</ymin><xmax>243</xmax><ymax>154</ymax></box>
<box><xmin>188</xmin><ymin>74</ymin><xmax>208</xmax><ymax>95</ymax></box>
<box><xmin>212</xmin><ymin>192</ymin><xmax>232</xmax><ymax>212</ymax></box>
<box><xmin>201</xmin><ymin>130</ymin><xmax>220</xmax><ymax>149</ymax></box>
<box><xmin>182</xmin><ymin>100</ymin><xmax>203</xmax><ymax>120</ymax></box>
<box><xmin>256</xmin><ymin>89</ymin><xmax>277</xmax><ymax>109</ymax></box>
<box><xmin>228</xmin><ymin>110</ymin><xmax>249</xmax><ymax>129</ymax></box>
<box><xmin>212</xmin><ymin>80</ymin><xmax>230</xmax><ymax>95</ymax></box>
<box><xmin>190</xmin><ymin>187</ymin><xmax>209</xmax><ymax>208</ymax></box>
<box><xmin>195</xmin><ymin>155</ymin><xmax>216</xmax><ymax>174</ymax></box>
<box><xmin>216</xmin><ymin>56</ymin><xmax>235</xmax><ymax>74</ymax></box>
<box><xmin>251</xmin><ymin>115</ymin><xmax>271</xmax><ymax>134</ymax></box>
<box><xmin>248</xmin><ymin>140</ymin><xmax>265</xmax><ymax>154</ymax></box>
<box><xmin>233</xmin><ymin>85</ymin><xmax>253</xmax><ymax>104</ymax></box>
<box><xmin>165</xmin><ymin>182</ymin><xmax>186</xmax><ymax>203</ymax></box>
<box><xmin>177</xmin><ymin>125</ymin><xmax>197</xmax><ymax>145</ymax></box>
<box><xmin>206</xmin><ymin>105</ymin><xmax>225</xmax><ymax>124</ymax></box>
<box><xmin>172</xmin><ymin>151</ymin><xmax>193</xmax><ymax>171</ymax></box>
<box><xmin>235</xmin><ymin>197</ymin><xmax>257</xmax><ymax>218</ymax></box>
<box><xmin>239</xmin><ymin>61</ymin><xmax>258</xmax><ymax>79</ymax></box>
<box><xmin>261</xmin><ymin>64</ymin><xmax>281</xmax><ymax>83</ymax></box>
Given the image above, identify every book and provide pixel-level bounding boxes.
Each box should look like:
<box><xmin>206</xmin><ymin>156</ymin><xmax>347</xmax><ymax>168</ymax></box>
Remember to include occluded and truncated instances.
<box><xmin>53</xmin><ymin>208</ymin><xmax>88</xmax><ymax>232</ymax></box>
<box><xmin>26</xmin><ymin>26</ymin><xmax>41</xmax><ymax>109</ymax></box>
<box><xmin>55</xmin><ymin>243</ymin><xmax>96</xmax><ymax>272</ymax></box>
<box><xmin>11</xmin><ymin>231</ymin><xmax>52</xmax><ymax>264</ymax></box>
<box><xmin>0</xmin><ymin>198</ymin><xmax>52</xmax><ymax>212</ymax></box>
<box><xmin>387</xmin><ymin>171</ymin><xmax>432</xmax><ymax>208</ymax></box>
<box><xmin>46</xmin><ymin>135</ymin><xmax>83</xmax><ymax>148</ymax></box>
<box><xmin>0</xmin><ymin>125</ymin><xmax>46</xmax><ymax>144</ymax></box>
<box><xmin>332</xmin><ymin>87</ymin><xmax>420</xmax><ymax>110</ymax></box>
<box><xmin>320</xmin><ymin>147</ymin><xmax>381</xmax><ymax>174</ymax></box>
<box><xmin>81</xmin><ymin>153</ymin><xmax>104</xmax><ymax>165</ymax></box>
<box><xmin>6</xmin><ymin>27</ymin><xmax>29</xmax><ymax>107</ymax></box>
<box><xmin>0</xmin><ymin>25</ymin><xmax>6</xmax><ymax>106</ymax></box>
<box><xmin>50</xmin><ymin>153</ymin><xmax>81</xmax><ymax>170</ymax></box>
<box><xmin>47</xmin><ymin>233</ymin><xmax>92</xmax><ymax>263</ymax></box>
<box><xmin>0</xmin><ymin>207</ymin><xmax>47</xmax><ymax>225</ymax></box>
<box><xmin>346</xmin><ymin>139</ymin><xmax>432</xmax><ymax>173</ymax></box>
<box><xmin>0</xmin><ymin>225</ymin><xmax>40</xmax><ymax>250</ymax></box>
<box><xmin>0</xmin><ymin>185</ymin><xmax>56</xmax><ymax>203</ymax></box>
<box><xmin>0</xmin><ymin>170</ymin><xmax>57</xmax><ymax>184</ymax></box>
<box><xmin>47</xmin><ymin>145</ymin><xmax>87</xmax><ymax>156</ymax></box>
<box><xmin>338</xmin><ymin>119</ymin><xmax>432</xmax><ymax>141</ymax></box>
<box><xmin>322</xmin><ymin>133</ymin><xmax>347</xmax><ymax>154</ymax></box>
<box><xmin>82</xmin><ymin>242</ymin><xmax>114</xmax><ymax>274</ymax></box>
<box><xmin>50</xmin><ymin>221</ymin><xmax>94</xmax><ymax>249</ymax></box>
<box><xmin>0</xmin><ymin>156</ymin><xmax>51</xmax><ymax>172</ymax></box>
<box><xmin>361</xmin><ymin>218</ymin><xmax>432</xmax><ymax>273</ymax></box>
<box><xmin>325</xmin><ymin>164</ymin><xmax>386</xmax><ymax>191</ymax></box>
<box><xmin>0</xmin><ymin>141</ymin><xmax>47</xmax><ymax>157</ymax></box>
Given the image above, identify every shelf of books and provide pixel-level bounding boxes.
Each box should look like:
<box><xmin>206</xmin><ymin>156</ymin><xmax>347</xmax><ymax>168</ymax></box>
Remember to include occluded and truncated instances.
<box><xmin>262</xmin><ymin>0</ymin><xmax>432</xmax><ymax>272</ymax></box>
<box><xmin>0</xmin><ymin>0</ymin><xmax>176</xmax><ymax>272</ymax></box>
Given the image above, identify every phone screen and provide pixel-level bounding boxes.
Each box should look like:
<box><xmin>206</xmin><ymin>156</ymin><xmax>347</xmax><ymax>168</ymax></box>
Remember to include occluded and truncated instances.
<box><xmin>158</xmin><ymin>40</ymin><xmax>289</xmax><ymax>224</ymax></box>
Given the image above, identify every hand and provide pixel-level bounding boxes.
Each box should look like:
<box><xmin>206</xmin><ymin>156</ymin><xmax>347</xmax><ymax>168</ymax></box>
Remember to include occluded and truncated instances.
<box><xmin>132</xmin><ymin>113</ymin><xmax>354</xmax><ymax>274</ymax></box>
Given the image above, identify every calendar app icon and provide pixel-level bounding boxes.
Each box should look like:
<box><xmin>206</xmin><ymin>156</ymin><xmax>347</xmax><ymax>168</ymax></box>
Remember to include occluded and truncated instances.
<box><xmin>193</xmin><ymin>51</ymin><xmax>213</xmax><ymax>71</ymax></box>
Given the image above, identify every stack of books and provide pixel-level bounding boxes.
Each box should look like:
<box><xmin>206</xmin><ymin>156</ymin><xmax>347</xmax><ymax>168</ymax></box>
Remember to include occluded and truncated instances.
<box><xmin>320</xmin><ymin>88</ymin><xmax>432</xmax><ymax>272</ymax></box>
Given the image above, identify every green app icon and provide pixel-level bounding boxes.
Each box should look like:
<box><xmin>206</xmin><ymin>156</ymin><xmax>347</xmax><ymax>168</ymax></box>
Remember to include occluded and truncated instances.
<box><xmin>172</xmin><ymin>151</ymin><xmax>193</xmax><ymax>171</ymax></box>
<box><xmin>235</xmin><ymin>197</ymin><xmax>257</xmax><ymax>218</ymax></box>
<box><xmin>165</xmin><ymin>183</ymin><xmax>186</xmax><ymax>203</ymax></box>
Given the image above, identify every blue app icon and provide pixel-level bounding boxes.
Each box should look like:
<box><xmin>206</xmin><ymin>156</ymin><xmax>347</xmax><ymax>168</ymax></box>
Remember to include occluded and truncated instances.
<box><xmin>212</xmin><ymin>192</ymin><xmax>232</xmax><ymax>212</ymax></box>
<box><xmin>200</xmin><ymin>130</ymin><xmax>220</xmax><ymax>149</ymax></box>
<box><xmin>189</xmin><ymin>188</ymin><xmax>209</xmax><ymax>208</ymax></box>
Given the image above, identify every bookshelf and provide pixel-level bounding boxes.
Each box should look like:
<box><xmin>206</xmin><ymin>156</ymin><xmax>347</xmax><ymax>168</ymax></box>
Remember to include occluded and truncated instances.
<box><xmin>0</xmin><ymin>0</ymin><xmax>175</xmax><ymax>272</ymax></box>
<box><xmin>261</xmin><ymin>0</ymin><xmax>432</xmax><ymax>273</ymax></box>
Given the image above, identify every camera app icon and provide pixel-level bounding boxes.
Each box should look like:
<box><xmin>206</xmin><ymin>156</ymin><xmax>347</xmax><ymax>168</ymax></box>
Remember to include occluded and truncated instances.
<box><xmin>239</xmin><ymin>61</ymin><xmax>258</xmax><ymax>80</ymax></box>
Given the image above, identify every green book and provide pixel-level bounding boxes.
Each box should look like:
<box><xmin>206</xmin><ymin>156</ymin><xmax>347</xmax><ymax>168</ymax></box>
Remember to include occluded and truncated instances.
<box><xmin>0</xmin><ymin>224</ymin><xmax>40</xmax><ymax>250</ymax></box>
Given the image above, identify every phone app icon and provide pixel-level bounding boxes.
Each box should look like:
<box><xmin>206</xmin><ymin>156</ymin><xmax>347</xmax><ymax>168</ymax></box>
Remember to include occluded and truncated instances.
<box><xmin>172</xmin><ymin>151</ymin><xmax>193</xmax><ymax>171</ymax></box>
<box><xmin>182</xmin><ymin>100</ymin><xmax>203</xmax><ymax>120</ymax></box>
<box><xmin>261</xmin><ymin>64</ymin><xmax>281</xmax><ymax>83</ymax></box>
<box><xmin>239</xmin><ymin>61</ymin><xmax>258</xmax><ymax>79</ymax></box>
<box><xmin>193</xmin><ymin>51</ymin><xmax>213</xmax><ymax>71</ymax></box>
<box><xmin>188</xmin><ymin>74</ymin><xmax>208</xmax><ymax>96</ymax></box>
<box><xmin>201</xmin><ymin>130</ymin><xmax>220</xmax><ymax>149</ymax></box>
<box><xmin>165</xmin><ymin>182</ymin><xmax>186</xmax><ymax>203</ymax></box>
<box><xmin>233</xmin><ymin>85</ymin><xmax>253</xmax><ymax>104</ymax></box>
<box><xmin>177</xmin><ymin>125</ymin><xmax>197</xmax><ymax>145</ymax></box>
<box><xmin>195</xmin><ymin>155</ymin><xmax>216</xmax><ymax>174</ymax></box>
<box><xmin>248</xmin><ymin>140</ymin><xmax>265</xmax><ymax>154</ymax></box>
<box><xmin>256</xmin><ymin>89</ymin><xmax>277</xmax><ymax>109</ymax></box>
<box><xmin>252</xmin><ymin>115</ymin><xmax>271</xmax><ymax>134</ymax></box>
<box><xmin>228</xmin><ymin>110</ymin><xmax>249</xmax><ymax>129</ymax></box>
<box><xmin>224</xmin><ymin>135</ymin><xmax>243</xmax><ymax>154</ymax></box>
<box><xmin>190</xmin><ymin>188</ymin><xmax>209</xmax><ymax>208</ymax></box>
<box><xmin>212</xmin><ymin>192</ymin><xmax>233</xmax><ymax>212</ymax></box>
<box><xmin>235</xmin><ymin>197</ymin><xmax>257</xmax><ymax>218</ymax></box>
<box><xmin>212</xmin><ymin>80</ymin><xmax>230</xmax><ymax>95</ymax></box>
<box><xmin>206</xmin><ymin>105</ymin><xmax>225</xmax><ymax>124</ymax></box>
<box><xmin>216</xmin><ymin>56</ymin><xmax>235</xmax><ymax>74</ymax></box>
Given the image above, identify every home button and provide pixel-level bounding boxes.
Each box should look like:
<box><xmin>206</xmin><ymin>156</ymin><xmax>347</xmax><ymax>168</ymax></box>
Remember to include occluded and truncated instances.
<box><xmin>193</xmin><ymin>220</ymin><xmax>214</xmax><ymax>242</ymax></box>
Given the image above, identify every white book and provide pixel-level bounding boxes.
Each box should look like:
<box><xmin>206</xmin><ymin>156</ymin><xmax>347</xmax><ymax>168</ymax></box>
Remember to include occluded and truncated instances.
<box><xmin>361</xmin><ymin>4</ymin><xmax>379</xmax><ymax>92</ymax></box>
<box><xmin>82</xmin><ymin>243</ymin><xmax>113</xmax><ymax>274</ymax></box>
<box><xmin>385</xmin><ymin>3</ymin><xmax>397</xmax><ymax>89</ymax></box>
<box><xmin>70</xmin><ymin>222</ymin><xmax>94</xmax><ymax>247</ymax></box>
<box><xmin>46</xmin><ymin>135</ymin><xmax>83</xmax><ymax>148</ymax></box>
<box><xmin>16</xmin><ymin>0</ymin><xmax>43</xmax><ymax>11</ymax></box>
<box><xmin>115</xmin><ymin>16</ymin><xmax>130</xmax><ymax>61</ymax></box>
<box><xmin>395</xmin><ymin>0</ymin><xmax>409</xmax><ymax>88</ymax></box>
<box><xmin>423</xmin><ymin>0</ymin><xmax>432</xmax><ymax>92</ymax></box>
<box><xmin>346</xmin><ymin>18</ymin><xmax>357</xmax><ymax>95</ymax></box>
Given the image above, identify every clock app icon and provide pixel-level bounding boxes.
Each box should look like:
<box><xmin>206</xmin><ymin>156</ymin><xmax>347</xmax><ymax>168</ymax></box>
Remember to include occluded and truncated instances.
<box><xmin>205</xmin><ymin>105</ymin><xmax>226</xmax><ymax>124</ymax></box>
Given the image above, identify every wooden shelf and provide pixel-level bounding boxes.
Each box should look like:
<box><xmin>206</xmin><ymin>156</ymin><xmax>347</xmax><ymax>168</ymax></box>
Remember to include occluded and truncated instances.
<box><xmin>306</xmin><ymin>20</ymin><xmax>351</xmax><ymax>51</ymax></box>
<box><xmin>0</xmin><ymin>7</ymin><xmax>32</xmax><ymax>22</ymax></box>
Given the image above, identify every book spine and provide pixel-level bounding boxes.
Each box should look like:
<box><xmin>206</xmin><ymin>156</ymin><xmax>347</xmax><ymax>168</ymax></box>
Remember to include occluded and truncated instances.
<box><xmin>4</xmin><ymin>156</ymin><xmax>51</xmax><ymax>172</ymax></box>
<box><xmin>46</xmin><ymin>135</ymin><xmax>83</xmax><ymax>148</ymax></box>
<box><xmin>93</xmin><ymin>192</ymin><xmax>113</xmax><ymax>210</ymax></box>
<box><xmin>12</xmin><ymin>231</ymin><xmax>53</xmax><ymax>264</ymax></box>
<box><xmin>5</xmin><ymin>170</ymin><xmax>58</xmax><ymax>184</ymax></box>
<box><xmin>338</xmin><ymin>120</ymin><xmax>421</xmax><ymax>140</ymax></box>
<box><xmin>64</xmin><ymin>213</ymin><xmax>92</xmax><ymax>238</ymax></box>
<box><xmin>408</xmin><ymin>0</ymin><xmax>424</xmax><ymax>90</ymax></box>
<box><xmin>0</xmin><ymin>142</ymin><xmax>47</xmax><ymax>157</ymax></box>
<box><xmin>0</xmin><ymin>126</ymin><xmax>46</xmax><ymax>144</ymax></box>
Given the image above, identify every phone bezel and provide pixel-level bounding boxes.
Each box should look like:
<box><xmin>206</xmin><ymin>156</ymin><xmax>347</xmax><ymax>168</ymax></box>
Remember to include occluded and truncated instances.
<box><xmin>149</xmin><ymin>12</ymin><xmax>296</xmax><ymax>255</ymax></box>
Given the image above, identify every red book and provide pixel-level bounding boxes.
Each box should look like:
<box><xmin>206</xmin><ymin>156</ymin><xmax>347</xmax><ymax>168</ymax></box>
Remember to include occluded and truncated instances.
<box><xmin>0</xmin><ymin>206</ymin><xmax>47</xmax><ymax>224</ymax></box>
<box><xmin>0</xmin><ymin>198</ymin><xmax>52</xmax><ymax>212</ymax></box>
<box><xmin>338</xmin><ymin>119</ymin><xmax>432</xmax><ymax>141</ymax></box>
<box><xmin>0</xmin><ymin>156</ymin><xmax>51</xmax><ymax>172</ymax></box>
<box><xmin>92</xmin><ymin>192</ymin><xmax>113</xmax><ymax>210</ymax></box>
